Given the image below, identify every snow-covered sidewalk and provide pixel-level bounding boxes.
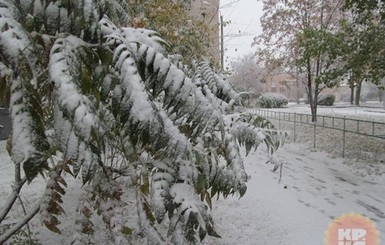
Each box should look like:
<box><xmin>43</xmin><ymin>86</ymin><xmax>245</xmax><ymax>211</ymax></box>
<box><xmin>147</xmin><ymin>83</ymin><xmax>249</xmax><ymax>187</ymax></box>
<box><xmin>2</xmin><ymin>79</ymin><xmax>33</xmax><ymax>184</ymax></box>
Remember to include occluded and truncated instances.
<box><xmin>204</xmin><ymin>143</ymin><xmax>385</xmax><ymax>244</ymax></box>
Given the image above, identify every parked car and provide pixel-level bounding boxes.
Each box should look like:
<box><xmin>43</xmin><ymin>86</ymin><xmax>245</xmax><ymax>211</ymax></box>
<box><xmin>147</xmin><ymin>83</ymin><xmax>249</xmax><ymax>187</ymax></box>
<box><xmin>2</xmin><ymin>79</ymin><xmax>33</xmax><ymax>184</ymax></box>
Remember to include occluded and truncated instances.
<box><xmin>0</xmin><ymin>108</ymin><xmax>11</xmax><ymax>140</ymax></box>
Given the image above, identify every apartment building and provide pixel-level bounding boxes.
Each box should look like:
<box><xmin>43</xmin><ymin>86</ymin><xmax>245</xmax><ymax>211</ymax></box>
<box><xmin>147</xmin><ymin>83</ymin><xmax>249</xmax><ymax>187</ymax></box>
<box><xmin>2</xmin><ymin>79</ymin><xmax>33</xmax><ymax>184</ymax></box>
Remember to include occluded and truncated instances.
<box><xmin>189</xmin><ymin>0</ymin><xmax>221</xmax><ymax>63</ymax></box>
<box><xmin>264</xmin><ymin>73</ymin><xmax>305</xmax><ymax>101</ymax></box>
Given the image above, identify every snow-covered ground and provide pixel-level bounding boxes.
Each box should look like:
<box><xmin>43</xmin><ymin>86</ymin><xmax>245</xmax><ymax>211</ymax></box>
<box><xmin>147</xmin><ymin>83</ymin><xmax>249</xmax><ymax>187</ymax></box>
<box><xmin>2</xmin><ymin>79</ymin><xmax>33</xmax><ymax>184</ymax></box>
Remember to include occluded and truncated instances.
<box><xmin>267</xmin><ymin>102</ymin><xmax>385</xmax><ymax>122</ymax></box>
<box><xmin>203</xmin><ymin>103</ymin><xmax>385</xmax><ymax>244</ymax></box>
<box><xmin>250</xmin><ymin>102</ymin><xmax>385</xmax><ymax>165</ymax></box>
<box><xmin>204</xmin><ymin>143</ymin><xmax>385</xmax><ymax>244</ymax></box>
<box><xmin>1</xmin><ymin>104</ymin><xmax>384</xmax><ymax>244</ymax></box>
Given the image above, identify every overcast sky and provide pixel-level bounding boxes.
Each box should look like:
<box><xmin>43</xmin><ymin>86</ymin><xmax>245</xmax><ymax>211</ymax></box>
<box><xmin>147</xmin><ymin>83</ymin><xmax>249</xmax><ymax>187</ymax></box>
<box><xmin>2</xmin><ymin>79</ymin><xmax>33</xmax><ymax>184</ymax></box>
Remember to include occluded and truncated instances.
<box><xmin>220</xmin><ymin>0</ymin><xmax>263</xmax><ymax>67</ymax></box>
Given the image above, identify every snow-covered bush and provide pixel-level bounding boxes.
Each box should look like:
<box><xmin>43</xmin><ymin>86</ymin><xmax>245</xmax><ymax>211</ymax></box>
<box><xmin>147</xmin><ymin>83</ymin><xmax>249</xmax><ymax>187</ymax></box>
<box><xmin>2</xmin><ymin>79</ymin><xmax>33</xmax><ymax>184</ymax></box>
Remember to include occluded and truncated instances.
<box><xmin>236</xmin><ymin>91</ymin><xmax>260</xmax><ymax>108</ymax></box>
<box><xmin>318</xmin><ymin>94</ymin><xmax>336</xmax><ymax>106</ymax></box>
<box><xmin>256</xmin><ymin>93</ymin><xmax>289</xmax><ymax>108</ymax></box>
<box><xmin>0</xmin><ymin>0</ymin><xmax>285</xmax><ymax>244</ymax></box>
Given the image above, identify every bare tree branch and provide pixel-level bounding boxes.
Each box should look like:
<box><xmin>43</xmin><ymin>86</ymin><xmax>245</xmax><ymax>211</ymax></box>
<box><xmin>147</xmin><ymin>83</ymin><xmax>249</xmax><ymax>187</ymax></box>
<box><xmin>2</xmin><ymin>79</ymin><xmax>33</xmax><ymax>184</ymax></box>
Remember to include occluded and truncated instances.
<box><xmin>0</xmin><ymin>202</ymin><xmax>40</xmax><ymax>244</ymax></box>
<box><xmin>0</xmin><ymin>177</ymin><xmax>27</xmax><ymax>223</ymax></box>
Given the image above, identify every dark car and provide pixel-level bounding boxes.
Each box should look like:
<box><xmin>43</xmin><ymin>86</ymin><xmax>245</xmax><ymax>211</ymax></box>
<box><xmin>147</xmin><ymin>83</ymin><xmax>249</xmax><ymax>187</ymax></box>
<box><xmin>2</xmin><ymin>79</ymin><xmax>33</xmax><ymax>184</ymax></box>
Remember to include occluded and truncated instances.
<box><xmin>0</xmin><ymin>108</ymin><xmax>10</xmax><ymax>140</ymax></box>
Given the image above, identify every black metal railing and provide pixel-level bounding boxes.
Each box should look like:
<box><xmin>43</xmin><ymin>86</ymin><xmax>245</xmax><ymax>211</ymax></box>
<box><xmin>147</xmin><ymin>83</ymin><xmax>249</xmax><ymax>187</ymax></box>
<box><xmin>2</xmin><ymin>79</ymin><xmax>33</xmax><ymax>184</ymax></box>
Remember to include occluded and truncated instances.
<box><xmin>250</xmin><ymin>108</ymin><xmax>385</xmax><ymax>157</ymax></box>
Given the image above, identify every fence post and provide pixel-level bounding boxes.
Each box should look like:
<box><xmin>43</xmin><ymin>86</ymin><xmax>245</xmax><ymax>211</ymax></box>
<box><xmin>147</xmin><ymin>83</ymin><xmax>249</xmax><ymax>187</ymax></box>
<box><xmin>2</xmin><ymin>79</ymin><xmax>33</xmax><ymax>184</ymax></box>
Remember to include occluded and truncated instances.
<box><xmin>294</xmin><ymin>113</ymin><xmax>297</xmax><ymax>142</ymax></box>
<box><xmin>342</xmin><ymin>116</ymin><xmax>346</xmax><ymax>158</ymax></box>
<box><xmin>278</xmin><ymin>111</ymin><xmax>281</xmax><ymax>130</ymax></box>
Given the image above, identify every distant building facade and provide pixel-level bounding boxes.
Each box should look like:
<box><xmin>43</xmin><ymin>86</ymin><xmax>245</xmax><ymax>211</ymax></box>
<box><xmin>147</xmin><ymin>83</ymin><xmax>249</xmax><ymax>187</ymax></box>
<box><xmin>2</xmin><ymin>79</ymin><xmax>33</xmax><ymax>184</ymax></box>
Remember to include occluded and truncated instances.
<box><xmin>263</xmin><ymin>73</ymin><xmax>305</xmax><ymax>102</ymax></box>
<box><xmin>189</xmin><ymin>0</ymin><xmax>220</xmax><ymax>63</ymax></box>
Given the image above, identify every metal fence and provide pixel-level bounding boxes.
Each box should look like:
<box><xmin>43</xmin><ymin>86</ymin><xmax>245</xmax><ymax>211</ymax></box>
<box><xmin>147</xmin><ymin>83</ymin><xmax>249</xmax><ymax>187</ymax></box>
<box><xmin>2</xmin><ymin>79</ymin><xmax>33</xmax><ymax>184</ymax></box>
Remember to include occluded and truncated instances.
<box><xmin>250</xmin><ymin>108</ymin><xmax>385</xmax><ymax>158</ymax></box>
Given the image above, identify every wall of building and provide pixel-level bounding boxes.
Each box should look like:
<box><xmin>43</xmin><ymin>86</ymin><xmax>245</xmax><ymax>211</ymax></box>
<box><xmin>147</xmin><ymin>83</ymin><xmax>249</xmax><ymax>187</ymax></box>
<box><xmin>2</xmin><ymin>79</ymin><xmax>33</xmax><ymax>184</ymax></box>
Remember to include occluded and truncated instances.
<box><xmin>189</xmin><ymin>0</ymin><xmax>220</xmax><ymax>63</ymax></box>
<box><xmin>264</xmin><ymin>73</ymin><xmax>305</xmax><ymax>101</ymax></box>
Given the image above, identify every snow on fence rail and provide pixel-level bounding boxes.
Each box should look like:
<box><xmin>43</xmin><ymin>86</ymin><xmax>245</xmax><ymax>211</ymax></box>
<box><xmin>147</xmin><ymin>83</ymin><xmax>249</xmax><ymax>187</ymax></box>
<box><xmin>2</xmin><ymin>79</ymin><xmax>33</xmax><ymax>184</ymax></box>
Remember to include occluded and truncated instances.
<box><xmin>250</xmin><ymin>108</ymin><xmax>385</xmax><ymax>158</ymax></box>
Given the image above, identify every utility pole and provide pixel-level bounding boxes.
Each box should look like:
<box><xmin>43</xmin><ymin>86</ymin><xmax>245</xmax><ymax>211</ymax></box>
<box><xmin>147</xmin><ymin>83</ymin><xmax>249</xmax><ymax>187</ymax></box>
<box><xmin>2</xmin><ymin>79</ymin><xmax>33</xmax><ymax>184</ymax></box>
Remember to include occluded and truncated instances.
<box><xmin>220</xmin><ymin>15</ymin><xmax>224</xmax><ymax>71</ymax></box>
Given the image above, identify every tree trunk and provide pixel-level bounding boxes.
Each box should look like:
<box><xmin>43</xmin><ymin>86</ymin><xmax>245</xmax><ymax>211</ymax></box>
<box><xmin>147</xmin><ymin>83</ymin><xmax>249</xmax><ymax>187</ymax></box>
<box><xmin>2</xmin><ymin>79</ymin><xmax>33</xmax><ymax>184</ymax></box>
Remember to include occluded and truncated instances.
<box><xmin>382</xmin><ymin>93</ymin><xmax>385</xmax><ymax>110</ymax></box>
<box><xmin>296</xmin><ymin>65</ymin><xmax>300</xmax><ymax>104</ymax></box>
<box><xmin>383</xmin><ymin>80</ymin><xmax>385</xmax><ymax>109</ymax></box>
<box><xmin>350</xmin><ymin>83</ymin><xmax>354</xmax><ymax>105</ymax></box>
<box><xmin>306</xmin><ymin>59</ymin><xmax>317</xmax><ymax>122</ymax></box>
<box><xmin>313</xmin><ymin>83</ymin><xmax>320</xmax><ymax>122</ymax></box>
<box><xmin>296</xmin><ymin>77</ymin><xmax>300</xmax><ymax>104</ymax></box>
<box><xmin>355</xmin><ymin>80</ymin><xmax>362</xmax><ymax>106</ymax></box>
<box><xmin>382</xmin><ymin>92</ymin><xmax>385</xmax><ymax>110</ymax></box>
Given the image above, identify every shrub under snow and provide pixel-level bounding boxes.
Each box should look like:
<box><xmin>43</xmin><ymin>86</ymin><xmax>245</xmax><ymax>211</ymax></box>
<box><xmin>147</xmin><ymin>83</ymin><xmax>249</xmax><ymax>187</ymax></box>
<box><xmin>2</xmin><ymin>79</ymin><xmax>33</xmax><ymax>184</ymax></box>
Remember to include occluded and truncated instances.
<box><xmin>256</xmin><ymin>93</ymin><xmax>289</xmax><ymax>108</ymax></box>
<box><xmin>318</xmin><ymin>94</ymin><xmax>336</xmax><ymax>106</ymax></box>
